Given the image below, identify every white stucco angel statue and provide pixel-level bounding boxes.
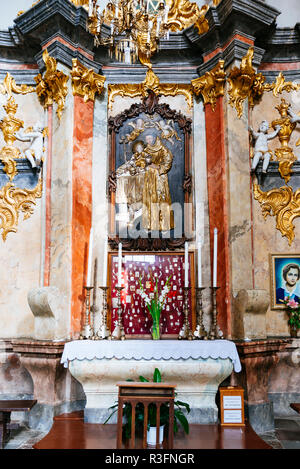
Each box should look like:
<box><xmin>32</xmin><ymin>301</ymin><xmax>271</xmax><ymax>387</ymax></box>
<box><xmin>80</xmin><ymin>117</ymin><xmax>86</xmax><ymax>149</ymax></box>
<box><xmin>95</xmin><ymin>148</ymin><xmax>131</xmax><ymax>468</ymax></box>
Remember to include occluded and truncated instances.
<box><xmin>249</xmin><ymin>120</ymin><xmax>281</xmax><ymax>174</ymax></box>
<box><xmin>15</xmin><ymin>121</ymin><xmax>44</xmax><ymax>171</ymax></box>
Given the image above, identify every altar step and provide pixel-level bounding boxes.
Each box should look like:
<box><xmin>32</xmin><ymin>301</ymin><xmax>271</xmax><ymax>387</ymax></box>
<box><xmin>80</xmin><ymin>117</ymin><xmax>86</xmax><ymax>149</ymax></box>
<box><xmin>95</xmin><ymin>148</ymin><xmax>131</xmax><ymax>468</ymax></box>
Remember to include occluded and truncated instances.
<box><xmin>33</xmin><ymin>411</ymin><xmax>271</xmax><ymax>450</ymax></box>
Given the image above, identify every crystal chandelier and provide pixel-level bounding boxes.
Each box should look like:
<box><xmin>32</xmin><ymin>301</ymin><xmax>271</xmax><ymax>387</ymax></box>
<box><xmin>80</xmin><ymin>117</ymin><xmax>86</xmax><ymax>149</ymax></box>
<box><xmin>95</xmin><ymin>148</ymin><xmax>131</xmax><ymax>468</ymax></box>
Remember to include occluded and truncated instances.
<box><xmin>87</xmin><ymin>0</ymin><xmax>172</xmax><ymax>65</ymax></box>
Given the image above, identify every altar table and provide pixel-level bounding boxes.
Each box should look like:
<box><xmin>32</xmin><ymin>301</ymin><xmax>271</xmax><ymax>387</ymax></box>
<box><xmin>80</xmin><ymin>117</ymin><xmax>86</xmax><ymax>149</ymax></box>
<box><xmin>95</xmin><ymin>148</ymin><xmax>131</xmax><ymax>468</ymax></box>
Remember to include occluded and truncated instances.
<box><xmin>61</xmin><ymin>340</ymin><xmax>241</xmax><ymax>424</ymax></box>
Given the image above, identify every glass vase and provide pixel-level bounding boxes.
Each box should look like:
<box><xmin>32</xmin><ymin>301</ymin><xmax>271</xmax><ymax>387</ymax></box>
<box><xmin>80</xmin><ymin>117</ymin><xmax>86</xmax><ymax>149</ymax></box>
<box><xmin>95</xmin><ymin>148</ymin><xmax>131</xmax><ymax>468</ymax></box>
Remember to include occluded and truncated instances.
<box><xmin>289</xmin><ymin>324</ymin><xmax>298</xmax><ymax>338</ymax></box>
<box><xmin>151</xmin><ymin>321</ymin><xmax>161</xmax><ymax>340</ymax></box>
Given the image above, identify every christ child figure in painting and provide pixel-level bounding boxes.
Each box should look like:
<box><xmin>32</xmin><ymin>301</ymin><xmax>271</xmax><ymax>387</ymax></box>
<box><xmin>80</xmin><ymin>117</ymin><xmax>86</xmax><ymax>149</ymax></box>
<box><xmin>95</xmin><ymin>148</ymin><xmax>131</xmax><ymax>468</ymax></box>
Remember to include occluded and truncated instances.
<box><xmin>142</xmin><ymin>134</ymin><xmax>174</xmax><ymax>232</ymax></box>
<box><xmin>249</xmin><ymin>120</ymin><xmax>281</xmax><ymax>174</ymax></box>
<box><xmin>276</xmin><ymin>263</ymin><xmax>300</xmax><ymax>305</ymax></box>
<box><xmin>15</xmin><ymin>121</ymin><xmax>44</xmax><ymax>171</ymax></box>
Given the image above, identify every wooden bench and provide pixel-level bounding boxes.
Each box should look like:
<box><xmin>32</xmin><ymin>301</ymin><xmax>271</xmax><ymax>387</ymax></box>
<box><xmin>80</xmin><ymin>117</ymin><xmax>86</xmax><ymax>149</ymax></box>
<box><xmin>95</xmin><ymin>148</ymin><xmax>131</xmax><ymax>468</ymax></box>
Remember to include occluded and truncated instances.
<box><xmin>290</xmin><ymin>403</ymin><xmax>300</xmax><ymax>414</ymax></box>
<box><xmin>0</xmin><ymin>400</ymin><xmax>37</xmax><ymax>449</ymax></box>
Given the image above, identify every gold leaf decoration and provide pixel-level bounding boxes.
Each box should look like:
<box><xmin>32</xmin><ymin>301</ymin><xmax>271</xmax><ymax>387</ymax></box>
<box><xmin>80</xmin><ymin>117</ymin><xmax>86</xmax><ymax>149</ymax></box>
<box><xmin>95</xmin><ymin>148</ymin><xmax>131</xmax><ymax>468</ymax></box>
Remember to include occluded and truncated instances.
<box><xmin>0</xmin><ymin>97</ymin><xmax>24</xmax><ymax>181</ymax></box>
<box><xmin>191</xmin><ymin>60</ymin><xmax>226</xmax><ymax>110</ymax></box>
<box><xmin>271</xmin><ymin>98</ymin><xmax>298</xmax><ymax>183</ymax></box>
<box><xmin>108</xmin><ymin>66</ymin><xmax>193</xmax><ymax>111</ymax></box>
<box><xmin>34</xmin><ymin>50</ymin><xmax>69</xmax><ymax>120</ymax></box>
<box><xmin>0</xmin><ymin>178</ymin><xmax>43</xmax><ymax>241</ymax></box>
<box><xmin>227</xmin><ymin>47</ymin><xmax>266</xmax><ymax>118</ymax></box>
<box><xmin>166</xmin><ymin>0</ymin><xmax>209</xmax><ymax>35</ymax></box>
<box><xmin>0</xmin><ymin>73</ymin><xmax>35</xmax><ymax>99</ymax></box>
<box><xmin>253</xmin><ymin>183</ymin><xmax>300</xmax><ymax>246</ymax></box>
<box><xmin>264</xmin><ymin>72</ymin><xmax>300</xmax><ymax>97</ymax></box>
<box><xmin>71</xmin><ymin>59</ymin><xmax>106</xmax><ymax>102</ymax></box>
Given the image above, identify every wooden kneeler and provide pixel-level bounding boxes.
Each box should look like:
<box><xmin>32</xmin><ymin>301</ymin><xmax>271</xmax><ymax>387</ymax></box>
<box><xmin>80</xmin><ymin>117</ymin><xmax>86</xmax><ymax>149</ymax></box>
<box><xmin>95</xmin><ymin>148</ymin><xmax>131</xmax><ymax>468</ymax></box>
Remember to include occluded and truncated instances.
<box><xmin>116</xmin><ymin>382</ymin><xmax>176</xmax><ymax>449</ymax></box>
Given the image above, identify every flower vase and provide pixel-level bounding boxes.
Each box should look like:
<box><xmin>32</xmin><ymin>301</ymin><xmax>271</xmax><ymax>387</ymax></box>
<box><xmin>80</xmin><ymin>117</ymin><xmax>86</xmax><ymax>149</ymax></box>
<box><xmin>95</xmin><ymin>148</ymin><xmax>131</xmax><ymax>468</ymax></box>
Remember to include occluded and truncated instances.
<box><xmin>147</xmin><ymin>425</ymin><xmax>164</xmax><ymax>446</ymax></box>
<box><xmin>151</xmin><ymin>321</ymin><xmax>161</xmax><ymax>340</ymax></box>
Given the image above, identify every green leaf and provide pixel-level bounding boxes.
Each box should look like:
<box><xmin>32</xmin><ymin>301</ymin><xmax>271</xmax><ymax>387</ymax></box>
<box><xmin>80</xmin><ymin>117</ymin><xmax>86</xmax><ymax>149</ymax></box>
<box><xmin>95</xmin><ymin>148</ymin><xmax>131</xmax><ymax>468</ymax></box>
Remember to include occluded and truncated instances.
<box><xmin>174</xmin><ymin>410</ymin><xmax>189</xmax><ymax>434</ymax></box>
<box><xmin>153</xmin><ymin>368</ymin><xmax>162</xmax><ymax>383</ymax></box>
<box><xmin>139</xmin><ymin>375</ymin><xmax>149</xmax><ymax>382</ymax></box>
<box><xmin>175</xmin><ymin>400</ymin><xmax>191</xmax><ymax>413</ymax></box>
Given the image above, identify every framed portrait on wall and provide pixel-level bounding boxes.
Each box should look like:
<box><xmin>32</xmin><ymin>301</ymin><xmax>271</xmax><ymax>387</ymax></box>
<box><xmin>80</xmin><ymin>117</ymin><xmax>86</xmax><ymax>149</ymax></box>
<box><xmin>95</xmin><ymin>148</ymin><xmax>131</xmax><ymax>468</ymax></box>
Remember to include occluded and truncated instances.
<box><xmin>270</xmin><ymin>254</ymin><xmax>300</xmax><ymax>309</ymax></box>
<box><xmin>107</xmin><ymin>251</ymin><xmax>196</xmax><ymax>338</ymax></box>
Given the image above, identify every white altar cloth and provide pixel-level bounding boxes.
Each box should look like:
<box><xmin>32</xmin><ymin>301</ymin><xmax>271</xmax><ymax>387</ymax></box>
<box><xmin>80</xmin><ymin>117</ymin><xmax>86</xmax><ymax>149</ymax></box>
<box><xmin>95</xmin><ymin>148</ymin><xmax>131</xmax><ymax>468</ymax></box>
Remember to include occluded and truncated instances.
<box><xmin>61</xmin><ymin>339</ymin><xmax>242</xmax><ymax>372</ymax></box>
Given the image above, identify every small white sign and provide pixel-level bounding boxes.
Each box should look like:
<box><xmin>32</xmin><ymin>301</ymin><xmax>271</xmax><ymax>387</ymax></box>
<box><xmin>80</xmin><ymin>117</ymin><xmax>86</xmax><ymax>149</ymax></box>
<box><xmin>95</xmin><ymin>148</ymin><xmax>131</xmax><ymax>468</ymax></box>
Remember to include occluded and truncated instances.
<box><xmin>223</xmin><ymin>409</ymin><xmax>242</xmax><ymax>424</ymax></box>
<box><xmin>223</xmin><ymin>395</ymin><xmax>242</xmax><ymax>409</ymax></box>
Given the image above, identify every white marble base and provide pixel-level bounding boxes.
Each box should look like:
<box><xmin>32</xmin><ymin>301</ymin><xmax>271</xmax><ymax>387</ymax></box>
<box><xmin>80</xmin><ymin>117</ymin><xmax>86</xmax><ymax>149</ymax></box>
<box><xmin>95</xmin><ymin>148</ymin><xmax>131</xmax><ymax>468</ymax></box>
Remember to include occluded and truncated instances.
<box><xmin>69</xmin><ymin>357</ymin><xmax>234</xmax><ymax>424</ymax></box>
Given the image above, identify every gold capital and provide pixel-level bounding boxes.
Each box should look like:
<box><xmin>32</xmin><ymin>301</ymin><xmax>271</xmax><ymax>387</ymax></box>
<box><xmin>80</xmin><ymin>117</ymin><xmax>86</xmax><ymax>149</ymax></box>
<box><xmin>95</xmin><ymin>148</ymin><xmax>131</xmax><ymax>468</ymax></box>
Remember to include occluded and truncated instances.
<box><xmin>191</xmin><ymin>60</ymin><xmax>226</xmax><ymax>111</ymax></box>
<box><xmin>71</xmin><ymin>59</ymin><xmax>106</xmax><ymax>102</ymax></box>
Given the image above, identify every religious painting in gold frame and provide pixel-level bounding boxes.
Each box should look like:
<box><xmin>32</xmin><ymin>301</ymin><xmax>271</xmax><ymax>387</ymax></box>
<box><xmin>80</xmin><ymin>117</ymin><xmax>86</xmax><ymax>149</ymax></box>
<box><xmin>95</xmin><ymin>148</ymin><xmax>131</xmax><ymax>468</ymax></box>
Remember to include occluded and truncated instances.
<box><xmin>107</xmin><ymin>92</ymin><xmax>193</xmax><ymax>250</ymax></box>
<box><xmin>269</xmin><ymin>253</ymin><xmax>300</xmax><ymax>310</ymax></box>
<box><xmin>107</xmin><ymin>251</ymin><xmax>196</xmax><ymax>338</ymax></box>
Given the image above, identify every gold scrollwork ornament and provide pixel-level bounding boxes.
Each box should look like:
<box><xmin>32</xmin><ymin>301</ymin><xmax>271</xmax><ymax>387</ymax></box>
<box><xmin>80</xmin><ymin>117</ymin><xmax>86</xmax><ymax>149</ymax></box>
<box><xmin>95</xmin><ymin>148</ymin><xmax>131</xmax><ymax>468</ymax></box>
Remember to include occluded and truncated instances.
<box><xmin>71</xmin><ymin>59</ymin><xmax>106</xmax><ymax>102</ymax></box>
<box><xmin>35</xmin><ymin>50</ymin><xmax>69</xmax><ymax>120</ymax></box>
<box><xmin>191</xmin><ymin>59</ymin><xmax>226</xmax><ymax>110</ymax></box>
<box><xmin>0</xmin><ymin>97</ymin><xmax>24</xmax><ymax>181</ymax></box>
<box><xmin>0</xmin><ymin>178</ymin><xmax>43</xmax><ymax>241</ymax></box>
<box><xmin>227</xmin><ymin>47</ymin><xmax>266</xmax><ymax>118</ymax></box>
<box><xmin>253</xmin><ymin>183</ymin><xmax>300</xmax><ymax>246</ymax></box>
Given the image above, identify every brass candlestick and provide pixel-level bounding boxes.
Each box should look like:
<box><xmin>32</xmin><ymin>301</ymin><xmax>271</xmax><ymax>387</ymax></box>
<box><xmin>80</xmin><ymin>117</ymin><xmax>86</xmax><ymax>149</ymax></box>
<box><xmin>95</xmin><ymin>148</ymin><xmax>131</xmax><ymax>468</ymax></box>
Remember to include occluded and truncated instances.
<box><xmin>111</xmin><ymin>286</ymin><xmax>125</xmax><ymax>340</ymax></box>
<box><xmin>208</xmin><ymin>286</ymin><xmax>224</xmax><ymax>340</ymax></box>
<box><xmin>194</xmin><ymin>287</ymin><xmax>208</xmax><ymax>340</ymax></box>
<box><xmin>80</xmin><ymin>286</ymin><xmax>94</xmax><ymax>340</ymax></box>
<box><xmin>97</xmin><ymin>286</ymin><xmax>111</xmax><ymax>340</ymax></box>
<box><xmin>178</xmin><ymin>287</ymin><xmax>194</xmax><ymax>340</ymax></box>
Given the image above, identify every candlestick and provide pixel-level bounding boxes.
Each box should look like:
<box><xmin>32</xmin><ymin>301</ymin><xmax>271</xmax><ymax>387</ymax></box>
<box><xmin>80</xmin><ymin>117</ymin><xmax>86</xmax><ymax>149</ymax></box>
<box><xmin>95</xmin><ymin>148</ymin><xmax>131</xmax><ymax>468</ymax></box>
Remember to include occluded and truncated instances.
<box><xmin>184</xmin><ymin>241</ymin><xmax>189</xmax><ymax>288</ymax></box>
<box><xmin>194</xmin><ymin>287</ymin><xmax>208</xmax><ymax>339</ymax></box>
<box><xmin>178</xmin><ymin>287</ymin><xmax>193</xmax><ymax>340</ymax></box>
<box><xmin>118</xmin><ymin>242</ymin><xmax>122</xmax><ymax>287</ymax></box>
<box><xmin>103</xmin><ymin>236</ymin><xmax>108</xmax><ymax>287</ymax></box>
<box><xmin>213</xmin><ymin>228</ymin><xmax>218</xmax><ymax>288</ymax></box>
<box><xmin>112</xmin><ymin>286</ymin><xmax>125</xmax><ymax>340</ymax></box>
<box><xmin>97</xmin><ymin>286</ymin><xmax>110</xmax><ymax>339</ymax></box>
<box><xmin>208</xmin><ymin>286</ymin><xmax>224</xmax><ymax>340</ymax></box>
<box><xmin>86</xmin><ymin>228</ymin><xmax>93</xmax><ymax>287</ymax></box>
<box><xmin>79</xmin><ymin>286</ymin><xmax>94</xmax><ymax>339</ymax></box>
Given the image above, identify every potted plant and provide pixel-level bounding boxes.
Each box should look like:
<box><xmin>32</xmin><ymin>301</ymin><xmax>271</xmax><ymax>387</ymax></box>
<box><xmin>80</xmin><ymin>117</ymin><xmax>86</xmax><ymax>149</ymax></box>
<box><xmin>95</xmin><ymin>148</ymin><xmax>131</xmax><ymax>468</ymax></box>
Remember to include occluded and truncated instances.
<box><xmin>281</xmin><ymin>297</ymin><xmax>300</xmax><ymax>337</ymax></box>
<box><xmin>104</xmin><ymin>368</ymin><xmax>190</xmax><ymax>445</ymax></box>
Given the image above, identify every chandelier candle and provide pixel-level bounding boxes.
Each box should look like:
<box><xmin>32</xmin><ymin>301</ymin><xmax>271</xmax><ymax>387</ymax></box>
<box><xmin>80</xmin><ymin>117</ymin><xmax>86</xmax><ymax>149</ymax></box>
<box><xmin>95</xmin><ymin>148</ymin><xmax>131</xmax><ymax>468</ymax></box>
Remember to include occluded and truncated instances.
<box><xmin>197</xmin><ymin>239</ymin><xmax>202</xmax><ymax>288</ymax></box>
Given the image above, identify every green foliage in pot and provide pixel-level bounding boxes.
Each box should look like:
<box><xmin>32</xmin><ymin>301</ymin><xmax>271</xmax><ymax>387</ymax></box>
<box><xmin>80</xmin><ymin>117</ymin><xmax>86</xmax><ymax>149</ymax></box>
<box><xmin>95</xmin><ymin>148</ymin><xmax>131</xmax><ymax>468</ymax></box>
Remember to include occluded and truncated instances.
<box><xmin>104</xmin><ymin>368</ymin><xmax>190</xmax><ymax>440</ymax></box>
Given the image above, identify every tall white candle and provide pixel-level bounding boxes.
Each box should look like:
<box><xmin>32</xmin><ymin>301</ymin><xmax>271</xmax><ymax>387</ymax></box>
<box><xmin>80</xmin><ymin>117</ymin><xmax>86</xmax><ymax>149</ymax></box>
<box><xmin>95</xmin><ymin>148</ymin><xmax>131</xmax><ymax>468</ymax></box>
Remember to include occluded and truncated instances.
<box><xmin>118</xmin><ymin>242</ymin><xmax>122</xmax><ymax>287</ymax></box>
<box><xmin>184</xmin><ymin>241</ymin><xmax>189</xmax><ymax>288</ymax></box>
<box><xmin>197</xmin><ymin>240</ymin><xmax>202</xmax><ymax>288</ymax></box>
<box><xmin>86</xmin><ymin>228</ymin><xmax>93</xmax><ymax>286</ymax></box>
<box><xmin>89</xmin><ymin>0</ymin><xmax>93</xmax><ymax>16</ymax></box>
<box><xmin>213</xmin><ymin>228</ymin><xmax>218</xmax><ymax>287</ymax></box>
<box><xmin>102</xmin><ymin>236</ymin><xmax>108</xmax><ymax>287</ymax></box>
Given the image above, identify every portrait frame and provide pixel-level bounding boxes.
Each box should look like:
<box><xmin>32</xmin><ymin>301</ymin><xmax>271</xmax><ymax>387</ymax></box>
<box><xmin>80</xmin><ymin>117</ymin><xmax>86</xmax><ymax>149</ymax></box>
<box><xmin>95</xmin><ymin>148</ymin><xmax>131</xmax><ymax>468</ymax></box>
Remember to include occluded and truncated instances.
<box><xmin>269</xmin><ymin>253</ymin><xmax>300</xmax><ymax>310</ymax></box>
<box><xmin>107</xmin><ymin>90</ymin><xmax>193</xmax><ymax>251</ymax></box>
<box><xmin>107</xmin><ymin>250</ymin><xmax>196</xmax><ymax>339</ymax></box>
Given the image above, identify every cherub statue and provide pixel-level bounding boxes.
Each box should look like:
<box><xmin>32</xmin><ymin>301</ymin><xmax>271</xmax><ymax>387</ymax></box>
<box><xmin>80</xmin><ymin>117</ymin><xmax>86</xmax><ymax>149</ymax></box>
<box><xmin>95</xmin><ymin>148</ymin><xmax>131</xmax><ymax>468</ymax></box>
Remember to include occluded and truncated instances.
<box><xmin>15</xmin><ymin>121</ymin><xmax>44</xmax><ymax>171</ymax></box>
<box><xmin>154</xmin><ymin>119</ymin><xmax>182</xmax><ymax>145</ymax></box>
<box><xmin>249</xmin><ymin>120</ymin><xmax>281</xmax><ymax>174</ymax></box>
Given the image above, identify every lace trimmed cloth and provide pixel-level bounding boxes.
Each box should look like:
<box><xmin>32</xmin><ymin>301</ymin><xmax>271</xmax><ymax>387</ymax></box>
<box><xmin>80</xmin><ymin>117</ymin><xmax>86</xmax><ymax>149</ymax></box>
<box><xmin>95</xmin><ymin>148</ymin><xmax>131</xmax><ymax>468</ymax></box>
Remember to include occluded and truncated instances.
<box><xmin>61</xmin><ymin>339</ymin><xmax>242</xmax><ymax>372</ymax></box>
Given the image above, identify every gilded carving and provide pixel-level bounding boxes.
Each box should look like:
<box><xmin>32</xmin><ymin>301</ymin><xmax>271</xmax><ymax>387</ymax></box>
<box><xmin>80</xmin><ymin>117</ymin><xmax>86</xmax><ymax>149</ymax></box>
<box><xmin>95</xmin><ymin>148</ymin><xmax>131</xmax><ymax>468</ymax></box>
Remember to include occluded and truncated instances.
<box><xmin>108</xmin><ymin>66</ymin><xmax>193</xmax><ymax>111</ymax></box>
<box><xmin>253</xmin><ymin>183</ymin><xmax>300</xmax><ymax>246</ymax></box>
<box><xmin>264</xmin><ymin>72</ymin><xmax>300</xmax><ymax>98</ymax></box>
<box><xmin>71</xmin><ymin>59</ymin><xmax>106</xmax><ymax>102</ymax></box>
<box><xmin>0</xmin><ymin>178</ymin><xmax>43</xmax><ymax>241</ymax></box>
<box><xmin>166</xmin><ymin>0</ymin><xmax>209</xmax><ymax>35</ymax></box>
<box><xmin>227</xmin><ymin>47</ymin><xmax>266</xmax><ymax>118</ymax></box>
<box><xmin>35</xmin><ymin>50</ymin><xmax>69</xmax><ymax>120</ymax></box>
<box><xmin>191</xmin><ymin>60</ymin><xmax>226</xmax><ymax>110</ymax></box>
<box><xmin>0</xmin><ymin>97</ymin><xmax>24</xmax><ymax>181</ymax></box>
<box><xmin>271</xmin><ymin>98</ymin><xmax>298</xmax><ymax>183</ymax></box>
<box><xmin>0</xmin><ymin>73</ymin><xmax>35</xmax><ymax>99</ymax></box>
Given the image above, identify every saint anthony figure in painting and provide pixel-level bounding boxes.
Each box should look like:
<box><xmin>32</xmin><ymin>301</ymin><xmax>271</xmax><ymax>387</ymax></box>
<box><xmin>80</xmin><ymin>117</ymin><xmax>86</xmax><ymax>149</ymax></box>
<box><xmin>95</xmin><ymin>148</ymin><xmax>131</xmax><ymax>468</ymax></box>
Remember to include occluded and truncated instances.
<box><xmin>142</xmin><ymin>134</ymin><xmax>174</xmax><ymax>232</ymax></box>
<box><xmin>276</xmin><ymin>263</ymin><xmax>300</xmax><ymax>305</ymax></box>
